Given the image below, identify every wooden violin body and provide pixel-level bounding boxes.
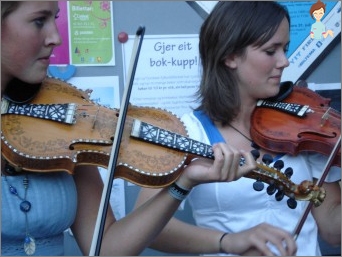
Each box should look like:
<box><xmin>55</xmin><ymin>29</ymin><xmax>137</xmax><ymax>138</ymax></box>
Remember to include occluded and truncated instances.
<box><xmin>251</xmin><ymin>85</ymin><xmax>341</xmax><ymax>167</ymax></box>
<box><xmin>1</xmin><ymin>77</ymin><xmax>325</xmax><ymax>206</ymax></box>
<box><xmin>1</xmin><ymin>77</ymin><xmax>187</xmax><ymax>187</ymax></box>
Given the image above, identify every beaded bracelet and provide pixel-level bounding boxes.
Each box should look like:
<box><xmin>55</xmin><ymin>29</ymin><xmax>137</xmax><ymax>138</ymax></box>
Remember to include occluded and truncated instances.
<box><xmin>168</xmin><ymin>182</ymin><xmax>191</xmax><ymax>201</ymax></box>
<box><xmin>219</xmin><ymin>232</ymin><xmax>228</xmax><ymax>253</ymax></box>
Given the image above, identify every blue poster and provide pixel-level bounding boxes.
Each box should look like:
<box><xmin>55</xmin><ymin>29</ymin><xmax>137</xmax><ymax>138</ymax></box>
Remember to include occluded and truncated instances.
<box><xmin>280</xmin><ymin>1</ymin><xmax>338</xmax><ymax>57</ymax></box>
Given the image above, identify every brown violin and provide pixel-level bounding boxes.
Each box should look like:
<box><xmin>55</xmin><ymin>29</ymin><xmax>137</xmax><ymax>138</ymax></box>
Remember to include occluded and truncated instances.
<box><xmin>1</xmin><ymin>77</ymin><xmax>325</xmax><ymax>207</ymax></box>
<box><xmin>251</xmin><ymin>84</ymin><xmax>341</xmax><ymax>167</ymax></box>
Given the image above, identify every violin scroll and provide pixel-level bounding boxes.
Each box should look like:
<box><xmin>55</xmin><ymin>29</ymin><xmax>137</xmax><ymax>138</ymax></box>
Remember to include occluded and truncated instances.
<box><xmin>296</xmin><ymin>180</ymin><xmax>326</xmax><ymax>207</ymax></box>
<box><xmin>247</xmin><ymin>152</ymin><xmax>326</xmax><ymax>209</ymax></box>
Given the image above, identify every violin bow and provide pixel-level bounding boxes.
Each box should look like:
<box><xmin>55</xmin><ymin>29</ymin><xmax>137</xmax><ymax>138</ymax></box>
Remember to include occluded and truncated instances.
<box><xmin>292</xmin><ymin>135</ymin><xmax>341</xmax><ymax>240</ymax></box>
<box><xmin>89</xmin><ymin>26</ymin><xmax>146</xmax><ymax>256</ymax></box>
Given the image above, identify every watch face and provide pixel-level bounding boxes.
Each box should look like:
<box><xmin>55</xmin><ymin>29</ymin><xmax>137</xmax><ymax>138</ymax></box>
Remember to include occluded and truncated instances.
<box><xmin>4</xmin><ymin>78</ymin><xmax>42</xmax><ymax>104</ymax></box>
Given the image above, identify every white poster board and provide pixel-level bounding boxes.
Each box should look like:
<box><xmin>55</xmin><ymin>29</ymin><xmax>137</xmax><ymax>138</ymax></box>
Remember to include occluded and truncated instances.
<box><xmin>122</xmin><ymin>34</ymin><xmax>201</xmax><ymax>118</ymax></box>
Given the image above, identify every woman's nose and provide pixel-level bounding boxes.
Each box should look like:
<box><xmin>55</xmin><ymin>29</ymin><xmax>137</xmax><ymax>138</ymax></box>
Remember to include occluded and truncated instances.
<box><xmin>278</xmin><ymin>52</ymin><xmax>290</xmax><ymax>68</ymax></box>
<box><xmin>46</xmin><ymin>23</ymin><xmax>62</xmax><ymax>47</ymax></box>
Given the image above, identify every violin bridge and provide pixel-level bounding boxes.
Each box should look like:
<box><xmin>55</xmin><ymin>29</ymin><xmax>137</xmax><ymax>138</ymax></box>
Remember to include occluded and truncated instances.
<box><xmin>92</xmin><ymin>107</ymin><xmax>100</xmax><ymax>129</ymax></box>
<box><xmin>320</xmin><ymin>107</ymin><xmax>331</xmax><ymax>127</ymax></box>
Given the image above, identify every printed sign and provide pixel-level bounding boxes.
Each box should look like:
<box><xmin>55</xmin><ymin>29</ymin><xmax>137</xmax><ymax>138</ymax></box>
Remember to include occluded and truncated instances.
<box><xmin>51</xmin><ymin>1</ymin><xmax>115</xmax><ymax>66</ymax></box>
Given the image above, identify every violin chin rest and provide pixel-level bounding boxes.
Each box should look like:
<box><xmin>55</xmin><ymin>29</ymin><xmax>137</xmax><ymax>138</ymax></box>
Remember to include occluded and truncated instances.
<box><xmin>266</xmin><ymin>81</ymin><xmax>294</xmax><ymax>102</ymax></box>
<box><xmin>4</xmin><ymin>78</ymin><xmax>42</xmax><ymax>104</ymax></box>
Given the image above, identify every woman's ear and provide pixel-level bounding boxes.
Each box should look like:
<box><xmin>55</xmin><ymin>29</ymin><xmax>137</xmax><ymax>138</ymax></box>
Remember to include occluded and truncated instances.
<box><xmin>224</xmin><ymin>55</ymin><xmax>237</xmax><ymax>69</ymax></box>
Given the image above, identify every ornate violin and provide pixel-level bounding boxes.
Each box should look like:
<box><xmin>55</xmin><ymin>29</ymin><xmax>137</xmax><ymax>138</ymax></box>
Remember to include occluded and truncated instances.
<box><xmin>251</xmin><ymin>83</ymin><xmax>341</xmax><ymax>167</ymax></box>
<box><xmin>1</xmin><ymin>77</ymin><xmax>325</xmax><ymax>207</ymax></box>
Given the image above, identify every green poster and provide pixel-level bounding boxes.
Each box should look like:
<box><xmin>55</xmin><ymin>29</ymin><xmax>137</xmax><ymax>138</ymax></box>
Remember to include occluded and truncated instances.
<box><xmin>68</xmin><ymin>1</ymin><xmax>114</xmax><ymax>65</ymax></box>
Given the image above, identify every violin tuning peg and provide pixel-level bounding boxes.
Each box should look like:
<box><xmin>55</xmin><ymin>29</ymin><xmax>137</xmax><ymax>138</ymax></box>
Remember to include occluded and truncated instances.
<box><xmin>253</xmin><ymin>179</ymin><xmax>264</xmax><ymax>191</ymax></box>
<box><xmin>275</xmin><ymin>190</ymin><xmax>285</xmax><ymax>201</ymax></box>
<box><xmin>273</xmin><ymin>160</ymin><xmax>284</xmax><ymax>170</ymax></box>
<box><xmin>250</xmin><ymin>149</ymin><xmax>260</xmax><ymax>160</ymax></box>
<box><xmin>287</xmin><ymin>197</ymin><xmax>297</xmax><ymax>209</ymax></box>
<box><xmin>262</xmin><ymin>154</ymin><xmax>273</xmax><ymax>165</ymax></box>
<box><xmin>284</xmin><ymin>167</ymin><xmax>293</xmax><ymax>178</ymax></box>
<box><xmin>251</xmin><ymin>142</ymin><xmax>260</xmax><ymax>150</ymax></box>
<box><xmin>266</xmin><ymin>184</ymin><xmax>276</xmax><ymax>195</ymax></box>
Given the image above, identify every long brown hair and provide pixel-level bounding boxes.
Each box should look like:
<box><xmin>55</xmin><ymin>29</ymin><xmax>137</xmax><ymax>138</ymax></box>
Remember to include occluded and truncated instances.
<box><xmin>195</xmin><ymin>1</ymin><xmax>290</xmax><ymax>125</ymax></box>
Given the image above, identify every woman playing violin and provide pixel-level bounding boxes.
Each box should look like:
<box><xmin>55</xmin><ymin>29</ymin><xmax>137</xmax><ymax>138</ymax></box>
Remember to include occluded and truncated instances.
<box><xmin>135</xmin><ymin>1</ymin><xmax>341</xmax><ymax>256</ymax></box>
<box><xmin>1</xmin><ymin>1</ymin><xmax>262</xmax><ymax>256</ymax></box>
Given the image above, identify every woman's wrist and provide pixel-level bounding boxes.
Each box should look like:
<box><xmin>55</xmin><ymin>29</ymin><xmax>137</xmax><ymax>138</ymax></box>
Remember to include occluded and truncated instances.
<box><xmin>168</xmin><ymin>181</ymin><xmax>191</xmax><ymax>201</ymax></box>
<box><xmin>219</xmin><ymin>232</ymin><xmax>229</xmax><ymax>253</ymax></box>
<box><xmin>174</xmin><ymin>174</ymin><xmax>195</xmax><ymax>190</ymax></box>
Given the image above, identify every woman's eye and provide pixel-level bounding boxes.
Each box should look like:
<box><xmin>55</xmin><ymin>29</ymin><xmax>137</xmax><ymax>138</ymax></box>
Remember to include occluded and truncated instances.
<box><xmin>266</xmin><ymin>50</ymin><xmax>276</xmax><ymax>56</ymax></box>
<box><xmin>34</xmin><ymin>17</ymin><xmax>46</xmax><ymax>28</ymax></box>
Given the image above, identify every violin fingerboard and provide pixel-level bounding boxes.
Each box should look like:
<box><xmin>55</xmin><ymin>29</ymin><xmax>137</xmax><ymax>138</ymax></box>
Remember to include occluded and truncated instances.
<box><xmin>131</xmin><ymin>119</ymin><xmax>214</xmax><ymax>159</ymax></box>
<box><xmin>256</xmin><ymin>99</ymin><xmax>310</xmax><ymax>117</ymax></box>
<box><xmin>1</xmin><ymin>99</ymin><xmax>77</xmax><ymax>124</ymax></box>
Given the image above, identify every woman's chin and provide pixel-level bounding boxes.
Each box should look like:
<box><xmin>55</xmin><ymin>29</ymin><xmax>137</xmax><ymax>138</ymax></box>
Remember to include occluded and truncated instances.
<box><xmin>25</xmin><ymin>71</ymin><xmax>48</xmax><ymax>84</ymax></box>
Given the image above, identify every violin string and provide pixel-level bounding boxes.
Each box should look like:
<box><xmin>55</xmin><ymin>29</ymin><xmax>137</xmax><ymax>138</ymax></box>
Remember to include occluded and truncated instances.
<box><xmin>74</xmin><ymin>109</ymin><xmax>135</xmax><ymax>130</ymax></box>
<box><xmin>75</xmin><ymin>106</ymin><xmax>118</xmax><ymax>124</ymax></box>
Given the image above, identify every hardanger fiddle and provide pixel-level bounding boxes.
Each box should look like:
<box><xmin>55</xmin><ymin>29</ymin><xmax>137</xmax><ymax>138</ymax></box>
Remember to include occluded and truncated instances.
<box><xmin>1</xmin><ymin>77</ymin><xmax>326</xmax><ymax>208</ymax></box>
